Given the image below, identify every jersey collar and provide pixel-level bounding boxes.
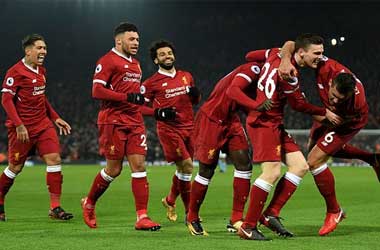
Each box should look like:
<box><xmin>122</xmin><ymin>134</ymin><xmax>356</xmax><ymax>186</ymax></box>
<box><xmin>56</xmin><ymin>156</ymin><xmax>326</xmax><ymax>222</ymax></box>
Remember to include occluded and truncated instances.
<box><xmin>158</xmin><ymin>68</ymin><xmax>176</xmax><ymax>78</ymax></box>
<box><xmin>111</xmin><ymin>48</ymin><xmax>132</xmax><ymax>63</ymax></box>
<box><xmin>22</xmin><ymin>58</ymin><xmax>39</xmax><ymax>74</ymax></box>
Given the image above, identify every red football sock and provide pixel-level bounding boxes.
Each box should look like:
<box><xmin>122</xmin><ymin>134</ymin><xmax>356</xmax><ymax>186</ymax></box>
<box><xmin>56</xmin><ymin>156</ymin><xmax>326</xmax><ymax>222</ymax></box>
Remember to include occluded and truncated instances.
<box><xmin>46</xmin><ymin>171</ymin><xmax>63</xmax><ymax>209</ymax></box>
<box><xmin>312</xmin><ymin>166</ymin><xmax>340</xmax><ymax>213</ymax></box>
<box><xmin>178</xmin><ymin>179</ymin><xmax>191</xmax><ymax>213</ymax></box>
<box><xmin>132</xmin><ymin>175</ymin><xmax>149</xmax><ymax>219</ymax></box>
<box><xmin>0</xmin><ymin>170</ymin><xmax>16</xmax><ymax>205</ymax></box>
<box><xmin>230</xmin><ymin>177</ymin><xmax>250</xmax><ymax>223</ymax></box>
<box><xmin>187</xmin><ymin>175</ymin><xmax>209</xmax><ymax>222</ymax></box>
<box><xmin>244</xmin><ymin>179</ymin><xmax>271</xmax><ymax>228</ymax></box>
<box><xmin>166</xmin><ymin>174</ymin><xmax>180</xmax><ymax>206</ymax></box>
<box><xmin>264</xmin><ymin>176</ymin><xmax>297</xmax><ymax>217</ymax></box>
<box><xmin>334</xmin><ymin>144</ymin><xmax>373</xmax><ymax>164</ymax></box>
<box><xmin>87</xmin><ymin>171</ymin><xmax>111</xmax><ymax>205</ymax></box>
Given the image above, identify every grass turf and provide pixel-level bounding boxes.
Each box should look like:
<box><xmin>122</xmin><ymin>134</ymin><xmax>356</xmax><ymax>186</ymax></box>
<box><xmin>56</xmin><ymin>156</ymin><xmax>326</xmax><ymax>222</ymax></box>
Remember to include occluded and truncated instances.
<box><xmin>0</xmin><ymin>164</ymin><xmax>379</xmax><ymax>250</ymax></box>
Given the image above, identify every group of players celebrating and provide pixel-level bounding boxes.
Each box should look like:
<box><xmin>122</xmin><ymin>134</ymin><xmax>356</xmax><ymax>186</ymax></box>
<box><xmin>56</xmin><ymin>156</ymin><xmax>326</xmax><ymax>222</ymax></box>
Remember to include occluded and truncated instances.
<box><xmin>1</xmin><ymin>22</ymin><xmax>379</xmax><ymax>241</ymax></box>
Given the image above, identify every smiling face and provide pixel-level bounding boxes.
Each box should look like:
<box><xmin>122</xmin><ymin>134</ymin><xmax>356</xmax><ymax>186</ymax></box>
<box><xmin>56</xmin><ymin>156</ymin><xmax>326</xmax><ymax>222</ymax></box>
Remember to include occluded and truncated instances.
<box><xmin>25</xmin><ymin>40</ymin><xmax>47</xmax><ymax>68</ymax></box>
<box><xmin>154</xmin><ymin>46</ymin><xmax>175</xmax><ymax>70</ymax></box>
<box><xmin>299</xmin><ymin>44</ymin><xmax>324</xmax><ymax>68</ymax></box>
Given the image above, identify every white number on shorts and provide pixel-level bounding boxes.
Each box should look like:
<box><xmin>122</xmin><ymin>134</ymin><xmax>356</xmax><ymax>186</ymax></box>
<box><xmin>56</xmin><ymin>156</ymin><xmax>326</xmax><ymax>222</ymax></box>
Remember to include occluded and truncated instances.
<box><xmin>257</xmin><ymin>62</ymin><xmax>277</xmax><ymax>99</ymax></box>
<box><xmin>140</xmin><ymin>134</ymin><xmax>147</xmax><ymax>150</ymax></box>
<box><xmin>321</xmin><ymin>131</ymin><xmax>335</xmax><ymax>146</ymax></box>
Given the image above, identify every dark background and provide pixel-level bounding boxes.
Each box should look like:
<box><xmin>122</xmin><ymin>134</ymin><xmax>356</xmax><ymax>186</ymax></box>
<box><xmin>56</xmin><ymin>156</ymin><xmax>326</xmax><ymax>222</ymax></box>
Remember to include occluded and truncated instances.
<box><xmin>0</xmin><ymin>0</ymin><xmax>379</xmax><ymax>161</ymax></box>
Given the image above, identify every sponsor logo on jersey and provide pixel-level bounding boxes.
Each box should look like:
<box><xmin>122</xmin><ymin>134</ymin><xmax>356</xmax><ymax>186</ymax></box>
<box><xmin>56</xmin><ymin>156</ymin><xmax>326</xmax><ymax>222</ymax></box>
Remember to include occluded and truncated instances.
<box><xmin>32</xmin><ymin>85</ymin><xmax>46</xmax><ymax>96</ymax></box>
<box><xmin>165</xmin><ymin>86</ymin><xmax>187</xmax><ymax>98</ymax></box>
<box><xmin>123</xmin><ymin>72</ymin><xmax>141</xmax><ymax>83</ymax></box>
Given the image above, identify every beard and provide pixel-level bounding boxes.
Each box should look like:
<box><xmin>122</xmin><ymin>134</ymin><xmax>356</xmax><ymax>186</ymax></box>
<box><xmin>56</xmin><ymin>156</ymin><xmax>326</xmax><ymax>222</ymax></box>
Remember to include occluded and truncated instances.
<box><xmin>159</xmin><ymin>62</ymin><xmax>174</xmax><ymax>70</ymax></box>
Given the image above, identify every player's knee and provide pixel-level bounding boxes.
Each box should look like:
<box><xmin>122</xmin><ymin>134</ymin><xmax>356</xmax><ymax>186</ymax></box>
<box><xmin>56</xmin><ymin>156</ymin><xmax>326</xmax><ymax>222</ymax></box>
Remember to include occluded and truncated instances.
<box><xmin>105</xmin><ymin>166</ymin><xmax>122</xmax><ymax>178</ymax></box>
<box><xmin>181</xmin><ymin>160</ymin><xmax>194</xmax><ymax>174</ymax></box>
<box><xmin>291</xmin><ymin>163</ymin><xmax>309</xmax><ymax>177</ymax></box>
<box><xmin>43</xmin><ymin>153</ymin><xmax>61</xmax><ymax>166</ymax></box>
<box><xmin>307</xmin><ymin>154</ymin><xmax>319</xmax><ymax>169</ymax></box>
<box><xmin>198</xmin><ymin>162</ymin><xmax>216</xmax><ymax>179</ymax></box>
<box><xmin>234</xmin><ymin>161</ymin><xmax>252</xmax><ymax>172</ymax></box>
<box><xmin>8</xmin><ymin>164</ymin><xmax>24</xmax><ymax>175</ymax></box>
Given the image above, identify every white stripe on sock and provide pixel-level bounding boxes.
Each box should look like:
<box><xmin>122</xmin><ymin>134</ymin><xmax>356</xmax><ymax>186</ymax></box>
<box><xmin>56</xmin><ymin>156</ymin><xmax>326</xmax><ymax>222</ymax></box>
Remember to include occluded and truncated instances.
<box><xmin>4</xmin><ymin>167</ymin><xmax>17</xmax><ymax>179</ymax></box>
<box><xmin>284</xmin><ymin>172</ymin><xmax>302</xmax><ymax>186</ymax></box>
<box><xmin>310</xmin><ymin>163</ymin><xmax>328</xmax><ymax>176</ymax></box>
<box><xmin>46</xmin><ymin>165</ymin><xmax>62</xmax><ymax>173</ymax></box>
<box><xmin>176</xmin><ymin>172</ymin><xmax>192</xmax><ymax>182</ymax></box>
<box><xmin>194</xmin><ymin>173</ymin><xmax>210</xmax><ymax>186</ymax></box>
<box><xmin>234</xmin><ymin>170</ymin><xmax>252</xmax><ymax>180</ymax></box>
<box><xmin>100</xmin><ymin>168</ymin><xmax>114</xmax><ymax>182</ymax></box>
<box><xmin>131</xmin><ymin>171</ymin><xmax>147</xmax><ymax>178</ymax></box>
<box><xmin>253</xmin><ymin>178</ymin><xmax>273</xmax><ymax>193</ymax></box>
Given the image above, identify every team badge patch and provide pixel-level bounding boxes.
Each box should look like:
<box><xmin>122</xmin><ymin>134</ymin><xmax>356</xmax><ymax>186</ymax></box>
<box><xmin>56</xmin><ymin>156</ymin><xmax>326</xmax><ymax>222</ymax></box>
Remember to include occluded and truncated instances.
<box><xmin>6</xmin><ymin>77</ymin><xmax>14</xmax><ymax>86</ymax></box>
<box><xmin>95</xmin><ymin>64</ymin><xmax>102</xmax><ymax>74</ymax></box>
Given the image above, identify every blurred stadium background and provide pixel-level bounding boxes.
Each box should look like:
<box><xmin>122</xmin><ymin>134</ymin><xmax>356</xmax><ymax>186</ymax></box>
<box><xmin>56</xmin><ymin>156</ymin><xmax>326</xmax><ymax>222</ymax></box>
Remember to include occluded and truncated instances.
<box><xmin>0</xmin><ymin>0</ymin><xmax>379</xmax><ymax>165</ymax></box>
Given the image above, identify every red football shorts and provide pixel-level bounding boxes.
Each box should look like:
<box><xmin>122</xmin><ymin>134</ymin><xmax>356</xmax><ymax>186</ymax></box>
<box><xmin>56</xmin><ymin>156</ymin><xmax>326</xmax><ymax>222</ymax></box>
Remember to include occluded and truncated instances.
<box><xmin>8</xmin><ymin>124</ymin><xmax>60</xmax><ymax>165</ymax></box>
<box><xmin>247</xmin><ymin>124</ymin><xmax>300</xmax><ymax>162</ymax></box>
<box><xmin>310</xmin><ymin>122</ymin><xmax>364</xmax><ymax>155</ymax></box>
<box><xmin>193</xmin><ymin>112</ymin><xmax>249</xmax><ymax>165</ymax></box>
<box><xmin>98</xmin><ymin>124</ymin><xmax>147</xmax><ymax>160</ymax></box>
<box><xmin>157</xmin><ymin>124</ymin><xmax>194</xmax><ymax>163</ymax></box>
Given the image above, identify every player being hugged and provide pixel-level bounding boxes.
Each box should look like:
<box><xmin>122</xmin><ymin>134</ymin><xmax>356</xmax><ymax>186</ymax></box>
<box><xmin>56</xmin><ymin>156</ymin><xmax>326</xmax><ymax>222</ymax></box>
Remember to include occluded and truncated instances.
<box><xmin>0</xmin><ymin>34</ymin><xmax>73</xmax><ymax>221</ymax></box>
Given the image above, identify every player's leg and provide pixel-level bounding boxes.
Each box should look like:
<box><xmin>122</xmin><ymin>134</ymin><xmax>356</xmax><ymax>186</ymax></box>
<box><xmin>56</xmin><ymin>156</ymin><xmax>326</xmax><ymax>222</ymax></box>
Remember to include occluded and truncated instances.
<box><xmin>186</xmin><ymin>160</ymin><xmax>216</xmax><ymax>236</ymax></box>
<box><xmin>174</xmin><ymin>158</ymin><xmax>193</xmax><ymax>218</ymax></box>
<box><xmin>261</xmin><ymin>150</ymin><xmax>307</xmax><ymax>237</ymax></box>
<box><xmin>308</xmin><ymin>144</ymin><xmax>345</xmax><ymax>236</ymax></box>
<box><xmin>227</xmin><ymin>149</ymin><xmax>251</xmax><ymax>232</ymax></box>
<box><xmin>81</xmin><ymin>124</ymin><xmax>124</xmax><ymax>228</ymax></box>
<box><xmin>0</xmin><ymin>128</ymin><xmax>32</xmax><ymax>221</ymax></box>
<box><xmin>38</xmin><ymin>126</ymin><xmax>73</xmax><ymax>220</ymax></box>
<box><xmin>239</xmin><ymin>161</ymin><xmax>280</xmax><ymax>241</ymax></box>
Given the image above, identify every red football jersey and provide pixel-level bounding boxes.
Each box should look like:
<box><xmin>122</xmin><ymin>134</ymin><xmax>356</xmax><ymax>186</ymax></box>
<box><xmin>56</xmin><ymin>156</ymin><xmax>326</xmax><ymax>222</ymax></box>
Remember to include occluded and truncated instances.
<box><xmin>93</xmin><ymin>48</ymin><xmax>143</xmax><ymax>125</ymax></box>
<box><xmin>1</xmin><ymin>59</ymin><xmax>51</xmax><ymax>130</ymax></box>
<box><xmin>142</xmin><ymin>69</ymin><xmax>195</xmax><ymax>129</ymax></box>
<box><xmin>252</xmin><ymin>53</ymin><xmax>325</xmax><ymax>127</ymax></box>
<box><xmin>316</xmin><ymin>57</ymin><xmax>368</xmax><ymax>129</ymax></box>
<box><xmin>200</xmin><ymin>62</ymin><xmax>263</xmax><ymax>122</ymax></box>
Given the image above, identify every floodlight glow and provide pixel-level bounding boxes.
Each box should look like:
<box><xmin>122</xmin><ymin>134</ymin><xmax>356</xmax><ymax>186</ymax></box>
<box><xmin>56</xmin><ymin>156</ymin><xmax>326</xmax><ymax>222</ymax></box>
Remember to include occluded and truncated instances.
<box><xmin>331</xmin><ymin>38</ymin><xmax>337</xmax><ymax>46</ymax></box>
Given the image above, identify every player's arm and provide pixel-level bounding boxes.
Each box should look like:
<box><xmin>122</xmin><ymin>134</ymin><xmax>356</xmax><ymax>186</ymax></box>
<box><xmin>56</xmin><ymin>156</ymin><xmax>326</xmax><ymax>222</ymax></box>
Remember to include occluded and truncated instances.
<box><xmin>1</xmin><ymin>91</ymin><xmax>29</xmax><ymax>142</ymax></box>
<box><xmin>278</xmin><ymin>41</ymin><xmax>297</xmax><ymax>80</ymax></box>
<box><xmin>45</xmin><ymin>99</ymin><xmax>71</xmax><ymax>135</ymax></box>
<box><xmin>226</xmin><ymin>74</ymin><xmax>272</xmax><ymax>111</ymax></box>
<box><xmin>245</xmin><ymin>49</ymin><xmax>269</xmax><ymax>62</ymax></box>
<box><xmin>186</xmin><ymin>73</ymin><xmax>201</xmax><ymax>105</ymax></box>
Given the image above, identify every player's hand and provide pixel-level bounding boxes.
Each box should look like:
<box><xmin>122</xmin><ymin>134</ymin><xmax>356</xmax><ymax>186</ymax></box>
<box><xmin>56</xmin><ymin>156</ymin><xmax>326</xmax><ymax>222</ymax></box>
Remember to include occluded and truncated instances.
<box><xmin>16</xmin><ymin>124</ymin><xmax>29</xmax><ymax>143</ymax></box>
<box><xmin>55</xmin><ymin>118</ymin><xmax>72</xmax><ymax>136</ymax></box>
<box><xmin>257</xmin><ymin>99</ymin><xmax>273</xmax><ymax>112</ymax></box>
<box><xmin>154</xmin><ymin>107</ymin><xmax>176</xmax><ymax>121</ymax></box>
<box><xmin>186</xmin><ymin>86</ymin><xmax>200</xmax><ymax>98</ymax></box>
<box><xmin>278</xmin><ymin>60</ymin><xmax>297</xmax><ymax>80</ymax></box>
<box><xmin>127</xmin><ymin>93</ymin><xmax>145</xmax><ymax>105</ymax></box>
<box><xmin>325</xmin><ymin>109</ymin><xmax>343</xmax><ymax>126</ymax></box>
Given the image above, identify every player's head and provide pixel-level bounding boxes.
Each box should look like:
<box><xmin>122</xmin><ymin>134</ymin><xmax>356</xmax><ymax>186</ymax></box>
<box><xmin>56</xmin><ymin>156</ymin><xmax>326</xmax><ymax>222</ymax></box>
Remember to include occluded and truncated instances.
<box><xmin>295</xmin><ymin>33</ymin><xmax>324</xmax><ymax>69</ymax></box>
<box><xmin>22</xmin><ymin>34</ymin><xmax>47</xmax><ymax>67</ymax></box>
<box><xmin>114</xmin><ymin>22</ymin><xmax>139</xmax><ymax>56</ymax></box>
<box><xmin>149</xmin><ymin>40</ymin><xmax>176</xmax><ymax>70</ymax></box>
<box><xmin>328</xmin><ymin>73</ymin><xmax>356</xmax><ymax>105</ymax></box>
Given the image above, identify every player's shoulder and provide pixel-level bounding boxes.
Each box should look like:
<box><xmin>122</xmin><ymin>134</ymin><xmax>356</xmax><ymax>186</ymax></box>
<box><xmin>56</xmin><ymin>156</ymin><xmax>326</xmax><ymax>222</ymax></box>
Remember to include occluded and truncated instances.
<box><xmin>5</xmin><ymin>60</ymin><xmax>24</xmax><ymax>76</ymax></box>
<box><xmin>176</xmin><ymin>69</ymin><xmax>193</xmax><ymax>78</ymax></box>
<box><xmin>318</xmin><ymin>56</ymin><xmax>351</xmax><ymax>74</ymax></box>
<box><xmin>239</xmin><ymin>62</ymin><xmax>263</xmax><ymax>75</ymax></box>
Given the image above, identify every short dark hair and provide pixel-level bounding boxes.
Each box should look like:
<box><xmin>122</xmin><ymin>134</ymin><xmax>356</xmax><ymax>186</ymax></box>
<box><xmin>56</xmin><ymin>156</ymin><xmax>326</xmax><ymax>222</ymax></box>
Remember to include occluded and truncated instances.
<box><xmin>149</xmin><ymin>40</ymin><xmax>176</xmax><ymax>62</ymax></box>
<box><xmin>114</xmin><ymin>22</ymin><xmax>138</xmax><ymax>37</ymax></box>
<box><xmin>22</xmin><ymin>34</ymin><xmax>45</xmax><ymax>50</ymax></box>
<box><xmin>295</xmin><ymin>33</ymin><xmax>324</xmax><ymax>51</ymax></box>
<box><xmin>332</xmin><ymin>73</ymin><xmax>356</xmax><ymax>96</ymax></box>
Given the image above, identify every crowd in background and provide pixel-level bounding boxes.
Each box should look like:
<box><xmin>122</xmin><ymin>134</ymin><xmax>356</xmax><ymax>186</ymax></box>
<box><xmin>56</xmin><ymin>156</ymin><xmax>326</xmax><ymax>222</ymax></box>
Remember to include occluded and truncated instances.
<box><xmin>0</xmin><ymin>2</ymin><xmax>379</xmax><ymax>163</ymax></box>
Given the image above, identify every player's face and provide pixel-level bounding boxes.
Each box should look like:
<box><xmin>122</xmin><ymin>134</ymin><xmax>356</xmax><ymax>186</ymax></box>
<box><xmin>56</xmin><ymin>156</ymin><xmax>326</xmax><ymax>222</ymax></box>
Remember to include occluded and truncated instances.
<box><xmin>25</xmin><ymin>40</ymin><xmax>47</xmax><ymax>67</ymax></box>
<box><xmin>328</xmin><ymin>84</ymin><xmax>352</xmax><ymax>106</ymax></box>
<box><xmin>155</xmin><ymin>47</ymin><xmax>175</xmax><ymax>69</ymax></box>
<box><xmin>301</xmin><ymin>44</ymin><xmax>324</xmax><ymax>68</ymax></box>
<box><xmin>121</xmin><ymin>31</ymin><xmax>139</xmax><ymax>56</ymax></box>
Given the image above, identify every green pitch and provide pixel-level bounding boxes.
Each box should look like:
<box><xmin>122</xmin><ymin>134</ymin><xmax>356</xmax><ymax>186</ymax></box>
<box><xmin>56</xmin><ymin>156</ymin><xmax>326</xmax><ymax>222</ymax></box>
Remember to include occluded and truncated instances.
<box><xmin>0</xmin><ymin>165</ymin><xmax>379</xmax><ymax>250</ymax></box>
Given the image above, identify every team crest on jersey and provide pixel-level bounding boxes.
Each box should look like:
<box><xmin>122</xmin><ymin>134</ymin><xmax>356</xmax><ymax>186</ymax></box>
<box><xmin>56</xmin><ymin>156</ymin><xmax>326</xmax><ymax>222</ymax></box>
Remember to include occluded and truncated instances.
<box><xmin>95</xmin><ymin>64</ymin><xmax>102</xmax><ymax>74</ymax></box>
<box><xmin>176</xmin><ymin>148</ymin><xmax>182</xmax><ymax>157</ymax></box>
<box><xmin>14</xmin><ymin>152</ymin><xmax>20</xmax><ymax>161</ymax></box>
<box><xmin>251</xmin><ymin>65</ymin><xmax>260</xmax><ymax>74</ymax></box>
<box><xmin>208</xmin><ymin>148</ymin><xmax>216</xmax><ymax>160</ymax></box>
<box><xmin>276</xmin><ymin>145</ymin><xmax>281</xmax><ymax>156</ymax></box>
<box><xmin>6</xmin><ymin>77</ymin><xmax>14</xmax><ymax>86</ymax></box>
<box><xmin>110</xmin><ymin>145</ymin><xmax>115</xmax><ymax>155</ymax></box>
<box><xmin>182</xmin><ymin>76</ymin><xmax>188</xmax><ymax>85</ymax></box>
